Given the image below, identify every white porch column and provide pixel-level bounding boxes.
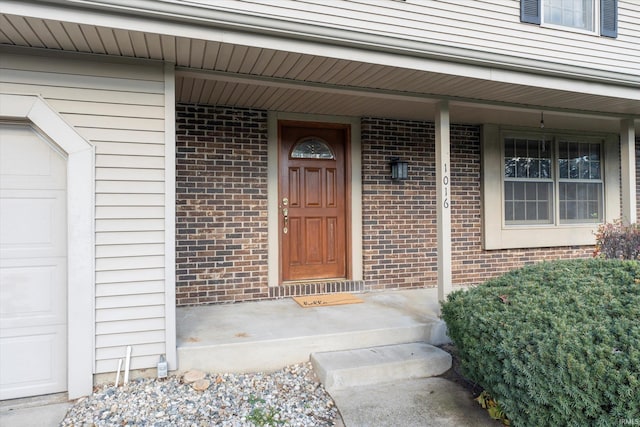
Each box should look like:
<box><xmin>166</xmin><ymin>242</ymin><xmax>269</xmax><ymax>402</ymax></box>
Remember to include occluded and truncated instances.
<box><xmin>620</xmin><ymin>119</ymin><xmax>637</xmax><ymax>223</ymax></box>
<box><xmin>164</xmin><ymin>63</ymin><xmax>178</xmax><ymax>370</ymax></box>
<box><xmin>436</xmin><ymin>101</ymin><xmax>452</xmax><ymax>302</ymax></box>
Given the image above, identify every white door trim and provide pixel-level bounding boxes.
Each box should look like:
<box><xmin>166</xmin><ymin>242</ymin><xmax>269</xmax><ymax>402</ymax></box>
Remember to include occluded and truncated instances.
<box><xmin>0</xmin><ymin>93</ymin><xmax>95</xmax><ymax>399</ymax></box>
<box><xmin>267</xmin><ymin>112</ymin><xmax>362</xmax><ymax>287</ymax></box>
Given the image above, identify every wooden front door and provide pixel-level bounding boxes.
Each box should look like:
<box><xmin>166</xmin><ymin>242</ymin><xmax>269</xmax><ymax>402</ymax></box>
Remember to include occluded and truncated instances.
<box><xmin>279</xmin><ymin>121</ymin><xmax>348</xmax><ymax>282</ymax></box>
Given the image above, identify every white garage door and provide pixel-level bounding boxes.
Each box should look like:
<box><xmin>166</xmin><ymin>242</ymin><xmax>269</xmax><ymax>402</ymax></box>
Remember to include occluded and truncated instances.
<box><xmin>0</xmin><ymin>125</ymin><xmax>67</xmax><ymax>399</ymax></box>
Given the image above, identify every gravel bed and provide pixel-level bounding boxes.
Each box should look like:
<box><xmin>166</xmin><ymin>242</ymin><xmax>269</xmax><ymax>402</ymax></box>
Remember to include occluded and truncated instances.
<box><xmin>60</xmin><ymin>362</ymin><xmax>339</xmax><ymax>426</ymax></box>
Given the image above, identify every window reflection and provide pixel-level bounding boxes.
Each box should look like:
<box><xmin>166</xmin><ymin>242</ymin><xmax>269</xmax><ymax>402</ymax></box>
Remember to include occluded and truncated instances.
<box><xmin>291</xmin><ymin>138</ymin><xmax>335</xmax><ymax>159</ymax></box>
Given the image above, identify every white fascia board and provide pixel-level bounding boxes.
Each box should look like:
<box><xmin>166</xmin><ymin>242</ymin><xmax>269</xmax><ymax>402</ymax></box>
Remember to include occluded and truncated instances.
<box><xmin>489</xmin><ymin>68</ymin><xmax>640</xmax><ymax>101</ymax></box>
<box><xmin>5</xmin><ymin>0</ymin><xmax>640</xmax><ymax>97</ymax></box>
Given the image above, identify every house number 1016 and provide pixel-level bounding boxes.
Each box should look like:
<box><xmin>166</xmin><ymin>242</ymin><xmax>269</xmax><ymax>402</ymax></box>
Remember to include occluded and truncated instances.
<box><xmin>443</xmin><ymin>163</ymin><xmax>450</xmax><ymax>209</ymax></box>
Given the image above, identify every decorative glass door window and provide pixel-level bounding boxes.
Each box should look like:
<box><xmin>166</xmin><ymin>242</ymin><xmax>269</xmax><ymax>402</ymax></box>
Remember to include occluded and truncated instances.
<box><xmin>290</xmin><ymin>137</ymin><xmax>335</xmax><ymax>159</ymax></box>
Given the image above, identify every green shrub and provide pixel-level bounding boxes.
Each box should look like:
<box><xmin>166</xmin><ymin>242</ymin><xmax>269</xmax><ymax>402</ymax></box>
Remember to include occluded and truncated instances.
<box><xmin>441</xmin><ymin>259</ymin><xmax>640</xmax><ymax>427</ymax></box>
<box><xmin>594</xmin><ymin>219</ymin><xmax>640</xmax><ymax>260</ymax></box>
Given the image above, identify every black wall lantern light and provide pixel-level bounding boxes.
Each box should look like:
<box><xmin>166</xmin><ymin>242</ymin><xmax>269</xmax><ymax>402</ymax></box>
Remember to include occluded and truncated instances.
<box><xmin>390</xmin><ymin>157</ymin><xmax>408</xmax><ymax>180</ymax></box>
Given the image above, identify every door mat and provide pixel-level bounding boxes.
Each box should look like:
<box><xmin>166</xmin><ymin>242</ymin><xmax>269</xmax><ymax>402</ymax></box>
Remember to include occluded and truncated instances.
<box><xmin>293</xmin><ymin>293</ymin><xmax>364</xmax><ymax>308</ymax></box>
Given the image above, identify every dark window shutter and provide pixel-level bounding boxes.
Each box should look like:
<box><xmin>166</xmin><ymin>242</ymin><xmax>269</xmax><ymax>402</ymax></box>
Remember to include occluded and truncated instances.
<box><xmin>600</xmin><ymin>0</ymin><xmax>618</xmax><ymax>38</ymax></box>
<box><xmin>521</xmin><ymin>0</ymin><xmax>541</xmax><ymax>24</ymax></box>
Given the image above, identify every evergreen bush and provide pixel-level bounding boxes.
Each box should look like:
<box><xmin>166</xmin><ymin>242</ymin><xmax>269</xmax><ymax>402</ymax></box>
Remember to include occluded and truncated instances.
<box><xmin>441</xmin><ymin>259</ymin><xmax>640</xmax><ymax>427</ymax></box>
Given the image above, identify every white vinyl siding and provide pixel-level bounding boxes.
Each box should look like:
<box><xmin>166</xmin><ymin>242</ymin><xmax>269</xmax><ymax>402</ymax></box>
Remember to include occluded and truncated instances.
<box><xmin>195</xmin><ymin>0</ymin><xmax>639</xmax><ymax>77</ymax></box>
<box><xmin>0</xmin><ymin>50</ymin><xmax>168</xmax><ymax>374</ymax></box>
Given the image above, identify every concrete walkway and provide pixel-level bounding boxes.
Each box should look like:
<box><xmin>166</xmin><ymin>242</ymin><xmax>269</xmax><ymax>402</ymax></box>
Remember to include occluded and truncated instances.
<box><xmin>0</xmin><ymin>377</ymin><xmax>501</xmax><ymax>427</ymax></box>
<box><xmin>0</xmin><ymin>377</ymin><xmax>498</xmax><ymax>427</ymax></box>
<box><xmin>332</xmin><ymin>377</ymin><xmax>500</xmax><ymax>427</ymax></box>
<box><xmin>0</xmin><ymin>393</ymin><xmax>71</xmax><ymax>427</ymax></box>
<box><xmin>1</xmin><ymin>288</ymin><xmax>499</xmax><ymax>426</ymax></box>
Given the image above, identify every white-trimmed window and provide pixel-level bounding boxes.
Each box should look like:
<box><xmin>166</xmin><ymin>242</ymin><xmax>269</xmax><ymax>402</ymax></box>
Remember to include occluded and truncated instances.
<box><xmin>557</xmin><ymin>138</ymin><xmax>603</xmax><ymax>223</ymax></box>
<box><xmin>544</xmin><ymin>0</ymin><xmax>595</xmax><ymax>31</ymax></box>
<box><xmin>482</xmin><ymin>126</ymin><xmax>620</xmax><ymax>250</ymax></box>
<box><xmin>504</xmin><ymin>135</ymin><xmax>604</xmax><ymax>225</ymax></box>
<box><xmin>504</xmin><ymin>136</ymin><xmax>554</xmax><ymax>224</ymax></box>
<box><xmin>521</xmin><ymin>0</ymin><xmax>618</xmax><ymax>38</ymax></box>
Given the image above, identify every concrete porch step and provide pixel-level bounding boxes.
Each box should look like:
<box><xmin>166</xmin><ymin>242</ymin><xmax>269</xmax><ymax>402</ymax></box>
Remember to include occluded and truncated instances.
<box><xmin>176</xmin><ymin>288</ymin><xmax>451</xmax><ymax>374</ymax></box>
<box><xmin>310</xmin><ymin>342</ymin><xmax>452</xmax><ymax>393</ymax></box>
<box><xmin>177</xmin><ymin>323</ymin><xmax>438</xmax><ymax>374</ymax></box>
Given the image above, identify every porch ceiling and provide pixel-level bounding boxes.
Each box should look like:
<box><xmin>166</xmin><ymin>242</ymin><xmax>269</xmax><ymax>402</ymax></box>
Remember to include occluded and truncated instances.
<box><xmin>1</xmin><ymin>12</ymin><xmax>638</xmax><ymax>132</ymax></box>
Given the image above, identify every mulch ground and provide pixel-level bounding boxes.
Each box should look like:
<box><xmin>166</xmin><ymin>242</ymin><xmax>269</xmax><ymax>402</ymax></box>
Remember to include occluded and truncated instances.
<box><xmin>438</xmin><ymin>343</ymin><xmax>484</xmax><ymax>398</ymax></box>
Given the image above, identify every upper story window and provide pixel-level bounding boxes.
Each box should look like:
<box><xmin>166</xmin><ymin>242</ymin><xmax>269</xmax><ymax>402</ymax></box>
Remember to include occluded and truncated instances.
<box><xmin>544</xmin><ymin>0</ymin><xmax>594</xmax><ymax>31</ymax></box>
<box><xmin>520</xmin><ymin>0</ymin><xmax>618</xmax><ymax>38</ymax></box>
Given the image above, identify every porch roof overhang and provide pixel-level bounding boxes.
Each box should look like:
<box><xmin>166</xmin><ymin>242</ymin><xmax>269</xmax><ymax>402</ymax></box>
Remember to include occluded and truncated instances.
<box><xmin>1</xmin><ymin>0</ymin><xmax>639</xmax><ymax>133</ymax></box>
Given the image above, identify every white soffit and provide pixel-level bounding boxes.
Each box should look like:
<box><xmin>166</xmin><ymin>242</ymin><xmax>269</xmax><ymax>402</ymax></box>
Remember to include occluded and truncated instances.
<box><xmin>1</xmin><ymin>5</ymin><xmax>639</xmax><ymax>120</ymax></box>
<box><xmin>2</xmin><ymin>0</ymin><xmax>638</xmax><ymax>84</ymax></box>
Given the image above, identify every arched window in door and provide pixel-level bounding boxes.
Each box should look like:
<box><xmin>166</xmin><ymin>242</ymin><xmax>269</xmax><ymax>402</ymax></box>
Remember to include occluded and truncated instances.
<box><xmin>290</xmin><ymin>137</ymin><xmax>335</xmax><ymax>159</ymax></box>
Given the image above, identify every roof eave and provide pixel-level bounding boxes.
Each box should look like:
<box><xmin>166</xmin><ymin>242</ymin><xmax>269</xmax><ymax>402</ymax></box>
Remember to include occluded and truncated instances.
<box><xmin>13</xmin><ymin>0</ymin><xmax>640</xmax><ymax>89</ymax></box>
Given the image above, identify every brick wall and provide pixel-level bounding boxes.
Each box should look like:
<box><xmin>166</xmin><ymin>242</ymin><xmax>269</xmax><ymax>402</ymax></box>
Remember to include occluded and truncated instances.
<box><xmin>175</xmin><ymin>104</ymin><xmax>269</xmax><ymax>305</ymax></box>
<box><xmin>447</xmin><ymin>124</ymin><xmax>593</xmax><ymax>284</ymax></box>
<box><xmin>361</xmin><ymin>118</ymin><xmax>593</xmax><ymax>290</ymax></box>
<box><xmin>361</xmin><ymin>118</ymin><xmax>438</xmax><ymax>290</ymax></box>
<box><xmin>176</xmin><ymin>106</ymin><xmax>599</xmax><ymax>306</ymax></box>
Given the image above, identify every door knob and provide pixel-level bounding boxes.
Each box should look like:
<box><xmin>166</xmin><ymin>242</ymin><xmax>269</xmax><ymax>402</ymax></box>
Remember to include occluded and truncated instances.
<box><xmin>282</xmin><ymin>207</ymin><xmax>289</xmax><ymax>234</ymax></box>
<box><xmin>281</xmin><ymin>197</ymin><xmax>289</xmax><ymax>234</ymax></box>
